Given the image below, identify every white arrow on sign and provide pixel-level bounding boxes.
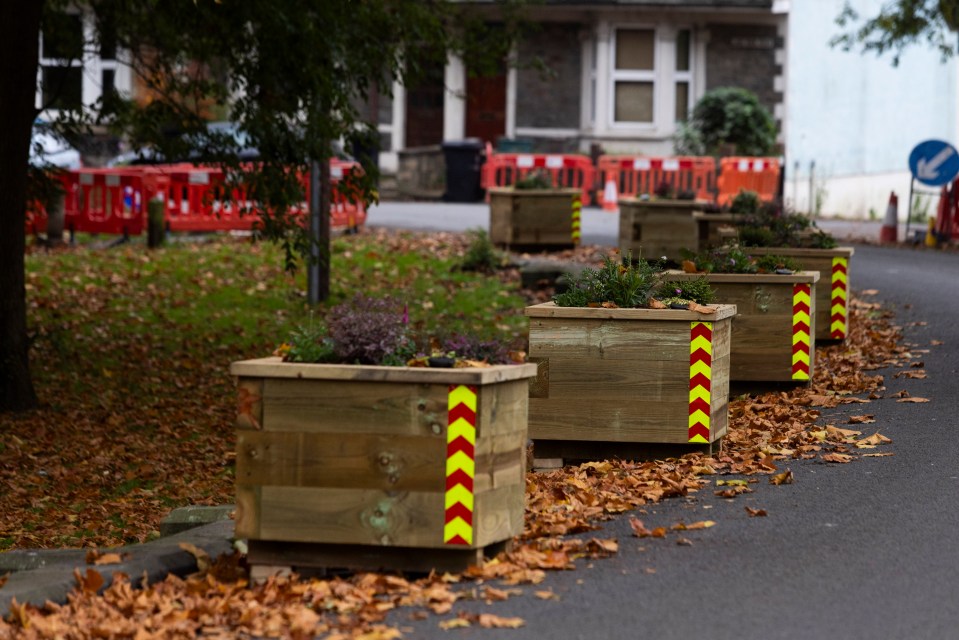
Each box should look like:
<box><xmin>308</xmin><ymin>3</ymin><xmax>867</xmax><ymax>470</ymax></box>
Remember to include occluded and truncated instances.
<box><xmin>917</xmin><ymin>146</ymin><xmax>956</xmax><ymax>180</ymax></box>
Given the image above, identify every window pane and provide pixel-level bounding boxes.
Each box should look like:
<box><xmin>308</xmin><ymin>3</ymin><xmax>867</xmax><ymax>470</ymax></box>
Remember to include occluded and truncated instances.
<box><xmin>615</xmin><ymin>82</ymin><xmax>653</xmax><ymax>122</ymax></box>
<box><xmin>42</xmin><ymin>13</ymin><xmax>83</xmax><ymax>60</ymax></box>
<box><xmin>616</xmin><ymin>30</ymin><xmax>654</xmax><ymax>71</ymax></box>
<box><xmin>102</xmin><ymin>69</ymin><xmax>116</xmax><ymax>96</ymax></box>
<box><xmin>676</xmin><ymin>30</ymin><xmax>691</xmax><ymax>72</ymax></box>
<box><xmin>675</xmin><ymin>82</ymin><xmax>689</xmax><ymax>122</ymax></box>
<box><xmin>42</xmin><ymin>66</ymin><xmax>83</xmax><ymax>111</ymax></box>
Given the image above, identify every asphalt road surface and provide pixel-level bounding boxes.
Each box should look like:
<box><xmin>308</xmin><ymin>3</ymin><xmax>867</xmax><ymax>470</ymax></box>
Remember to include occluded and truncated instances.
<box><xmin>368</xmin><ymin>202</ymin><xmax>959</xmax><ymax>640</ymax></box>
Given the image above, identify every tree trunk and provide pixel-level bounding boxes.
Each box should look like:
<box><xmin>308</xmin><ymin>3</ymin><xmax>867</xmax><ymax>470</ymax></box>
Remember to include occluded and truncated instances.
<box><xmin>0</xmin><ymin>1</ymin><xmax>43</xmax><ymax>412</ymax></box>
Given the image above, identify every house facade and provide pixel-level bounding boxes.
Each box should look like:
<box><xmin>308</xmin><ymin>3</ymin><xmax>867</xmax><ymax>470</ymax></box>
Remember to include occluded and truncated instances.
<box><xmin>376</xmin><ymin>0</ymin><xmax>788</xmax><ymax>172</ymax></box>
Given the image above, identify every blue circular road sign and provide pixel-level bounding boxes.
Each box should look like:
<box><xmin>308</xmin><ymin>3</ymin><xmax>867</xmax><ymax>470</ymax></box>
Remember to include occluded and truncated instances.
<box><xmin>909</xmin><ymin>139</ymin><xmax>959</xmax><ymax>186</ymax></box>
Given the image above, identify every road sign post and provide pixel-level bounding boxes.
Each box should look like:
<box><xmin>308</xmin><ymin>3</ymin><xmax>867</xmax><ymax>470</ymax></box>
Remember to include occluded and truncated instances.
<box><xmin>906</xmin><ymin>140</ymin><xmax>959</xmax><ymax>240</ymax></box>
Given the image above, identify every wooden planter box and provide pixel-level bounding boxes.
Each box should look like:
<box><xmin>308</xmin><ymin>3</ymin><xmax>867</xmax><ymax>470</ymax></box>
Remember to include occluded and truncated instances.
<box><xmin>231</xmin><ymin>357</ymin><xmax>538</xmax><ymax>574</ymax></box>
<box><xmin>525</xmin><ymin>303</ymin><xmax>737</xmax><ymax>462</ymax></box>
<box><xmin>693</xmin><ymin>212</ymin><xmax>744</xmax><ymax>250</ymax></box>
<box><xmin>488</xmin><ymin>187</ymin><xmax>581</xmax><ymax>249</ymax></box>
<box><xmin>618</xmin><ymin>198</ymin><xmax>706</xmax><ymax>262</ymax></box>
<box><xmin>743</xmin><ymin>247</ymin><xmax>854</xmax><ymax>342</ymax></box>
<box><xmin>665</xmin><ymin>271</ymin><xmax>820</xmax><ymax>383</ymax></box>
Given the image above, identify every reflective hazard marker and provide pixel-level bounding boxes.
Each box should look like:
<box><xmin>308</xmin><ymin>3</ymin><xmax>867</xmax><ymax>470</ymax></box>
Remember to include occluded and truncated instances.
<box><xmin>688</xmin><ymin>321</ymin><xmax>713</xmax><ymax>443</ymax></box>
<box><xmin>792</xmin><ymin>283</ymin><xmax>812</xmax><ymax>380</ymax></box>
<box><xmin>445</xmin><ymin>385</ymin><xmax>477</xmax><ymax>545</ymax></box>
<box><xmin>571</xmin><ymin>194</ymin><xmax>582</xmax><ymax>245</ymax></box>
<box><xmin>830</xmin><ymin>257</ymin><xmax>848</xmax><ymax>339</ymax></box>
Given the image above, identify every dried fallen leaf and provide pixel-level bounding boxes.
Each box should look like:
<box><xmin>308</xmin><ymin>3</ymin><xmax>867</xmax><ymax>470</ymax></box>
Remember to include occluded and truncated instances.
<box><xmin>823</xmin><ymin>453</ymin><xmax>853</xmax><ymax>463</ymax></box>
<box><xmin>92</xmin><ymin>553</ymin><xmax>124</xmax><ymax>566</ymax></box>
<box><xmin>770</xmin><ymin>470</ymin><xmax>794</xmax><ymax>485</ymax></box>
<box><xmin>648</xmin><ymin>298</ymin><xmax>667</xmax><ymax>309</ymax></box>
<box><xmin>676</xmin><ymin>537</ymin><xmax>693</xmax><ymax>546</ymax></box>
<box><xmin>439</xmin><ymin>618</ymin><xmax>471</xmax><ymax>630</ymax></box>
<box><xmin>745</xmin><ymin>507</ymin><xmax>767</xmax><ymax>517</ymax></box>
<box><xmin>897</xmin><ymin>397</ymin><xmax>930</xmax><ymax>403</ymax></box>
<box><xmin>178</xmin><ymin>542</ymin><xmax>211</xmax><ymax>573</ymax></box>
<box><xmin>478</xmin><ymin>614</ymin><xmax>525</xmax><ymax>629</ymax></box>
<box><xmin>863</xmin><ymin>453</ymin><xmax>894</xmax><ymax>458</ymax></box>
<box><xmin>73</xmin><ymin>568</ymin><xmax>104</xmax><ymax>594</ymax></box>
<box><xmin>535</xmin><ymin>590</ymin><xmax>560</xmax><ymax>601</ymax></box>
<box><xmin>858</xmin><ymin>433</ymin><xmax>892</xmax><ymax>446</ymax></box>
<box><xmin>716</xmin><ymin>479</ymin><xmax>749</xmax><ymax>486</ymax></box>
<box><xmin>629</xmin><ymin>516</ymin><xmax>650</xmax><ymax>538</ymax></box>
<box><xmin>848</xmin><ymin>415</ymin><xmax>876</xmax><ymax>424</ymax></box>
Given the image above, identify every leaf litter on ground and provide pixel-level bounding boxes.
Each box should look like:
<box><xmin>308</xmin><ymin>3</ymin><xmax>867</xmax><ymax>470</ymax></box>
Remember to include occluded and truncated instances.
<box><xmin>1</xmin><ymin>230</ymin><xmax>923</xmax><ymax>637</ymax></box>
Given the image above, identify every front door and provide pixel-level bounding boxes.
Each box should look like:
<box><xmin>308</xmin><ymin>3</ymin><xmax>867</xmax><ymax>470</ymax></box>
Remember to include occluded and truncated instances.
<box><xmin>405</xmin><ymin>59</ymin><xmax>445</xmax><ymax>148</ymax></box>
<box><xmin>465</xmin><ymin>68</ymin><xmax>506</xmax><ymax>145</ymax></box>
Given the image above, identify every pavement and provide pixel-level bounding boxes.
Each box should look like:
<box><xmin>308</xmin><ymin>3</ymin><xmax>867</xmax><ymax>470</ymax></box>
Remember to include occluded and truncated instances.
<box><xmin>0</xmin><ymin>200</ymin><xmax>937</xmax><ymax>618</ymax></box>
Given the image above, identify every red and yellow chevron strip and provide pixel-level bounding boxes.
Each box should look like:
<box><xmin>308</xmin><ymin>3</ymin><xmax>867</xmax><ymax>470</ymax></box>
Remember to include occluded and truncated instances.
<box><xmin>571</xmin><ymin>194</ymin><xmax>582</xmax><ymax>245</ymax></box>
<box><xmin>830</xmin><ymin>257</ymin><xmax>848</xmax><ymax>339</ymax></box>
<box><xmin>792</xmin><ymin>283</ymin><xmax>812</xmax><ymax>380</ymax></box>
<box><xmin>445</xmin><ymin>384</ymin><xmax>477</xmax><ymax>546</ymax></box>
<box><xmin>688</xmin><ymin>321</ymin><xmax>713</xmax><ymax>444</ymax></box>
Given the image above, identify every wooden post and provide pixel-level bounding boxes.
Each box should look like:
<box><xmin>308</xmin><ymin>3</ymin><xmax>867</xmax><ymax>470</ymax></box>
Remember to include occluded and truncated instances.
<box><xmin>147</xmin><ymin>198</ymin><xmax>166</xmax><ymax>249</ymax></box>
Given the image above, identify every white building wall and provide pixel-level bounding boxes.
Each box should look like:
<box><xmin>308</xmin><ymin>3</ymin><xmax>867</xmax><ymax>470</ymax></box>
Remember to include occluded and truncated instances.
<box><xmin>785</xmin><ymin>0</ymin><xmax>957</xmax><ymax>219</ymax></box>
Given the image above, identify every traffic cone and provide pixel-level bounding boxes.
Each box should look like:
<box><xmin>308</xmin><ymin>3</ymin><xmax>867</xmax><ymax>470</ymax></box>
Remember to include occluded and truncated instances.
<box><xmin>879</xmin><ymin>191</ymin><xmax>898</xmax><ymax>243</ymax></box>
<box><xmin>602</xmin><ymin>178</ymin><xmax>618</xmax><ymax>211</ymax></box>
<box><xmin>925</xmin><ymin>217</ymin><xmax>938</xmax><ymax>247</ymax></box>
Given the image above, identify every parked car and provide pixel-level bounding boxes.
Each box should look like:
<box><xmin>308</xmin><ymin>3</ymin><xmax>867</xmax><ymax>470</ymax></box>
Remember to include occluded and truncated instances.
<box><xmin>30</xmin><ymin>121</ymin><xmax>81</xmax><ymax>169</ymax></box>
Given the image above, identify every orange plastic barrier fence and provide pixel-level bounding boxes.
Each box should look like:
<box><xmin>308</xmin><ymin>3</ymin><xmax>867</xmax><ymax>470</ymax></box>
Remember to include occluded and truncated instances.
<box><xmin>481</xmin><ymin>153</ymin><xmax>596</xmax><ymax>205</ymax></box>
<box><xmin>26</xmin><ymin>161</ymin><xmax>369</xmax><ymax>237</ymax></box>
<box><xmin>596</xmin><ymin>156</ymin><xmax>717</xmax><ymax>207</ymax></box>
<box><xmin>716</xmin><ymin>157</ymin><xmax>781</xmax><ymax>206</ymax></box>
<box><xmin>67</xmin><ymin>168</ymin><xmax>164</xmax><ymax>236</ymax></box>
<box><xmin>24</xmin><ymin>173</ymin><xmax>78</xmax><ymax>235</ymax></box>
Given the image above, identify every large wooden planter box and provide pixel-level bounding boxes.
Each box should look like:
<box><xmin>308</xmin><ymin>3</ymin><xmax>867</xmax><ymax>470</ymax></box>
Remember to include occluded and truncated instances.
<box><xmin>743</xmin><ymin>247</ymin><xmax>854</xmax><ymax>342</ymax></box>
<box><xmin>525</xmin><ymin>303</ymin><xmax>737</xmax><ymax>460</ymax></box>
<box><xmin>618</xmin><ymin>198</ymin><xmax>706</xmax><ymax>262</ymax></box>
<box><xmin>665</xmin><ymin>271</ymin><xmax>820</xmax><ymax>383</ymax></box>
<box><xmin>488</xmin><ymin>187</ymin><xmax>581</xmax><ymax>249</ymax></box>
<box><xmin>230</xmin><ymin>357</ymin><xmax>537</xmax><ymax>573</ymax></box>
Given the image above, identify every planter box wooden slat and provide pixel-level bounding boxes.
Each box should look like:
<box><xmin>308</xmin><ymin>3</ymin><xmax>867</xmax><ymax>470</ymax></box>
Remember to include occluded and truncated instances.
<box><xmin>525</xmin><ymin>303</ymin><xmax>736</xmax><ymax>453</ymax></box>
<box><xmin>744</xmin><ymin>247</ymin><xmax>854</xmax><ymax>342</ymax></box>
<box><xmin>232</xmin><ymin>357</ymin><xmax>537</xmax><ymax>573</ymax></box>
<box><xmin>618</xmin><ymin>199</ymin><xmax>706</xmax><ymax>261</ymax></box>
<box><xmin>488</xmin><ymin>187</ymin><xmax>581</xmax><ymax>249</ymax></box>
<box><xmin>665</xmin><ymin>271</ymin><xmax>819</xmax><ymax>383</ymax></box>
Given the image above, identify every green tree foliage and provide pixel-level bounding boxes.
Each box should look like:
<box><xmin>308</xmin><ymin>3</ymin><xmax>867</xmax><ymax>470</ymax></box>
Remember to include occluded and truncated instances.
<box><xmin>0</xmin><ymin>0</ymin><xmax>528</xmax><ymax>412</ymax></box>
<box><xmin>832</xmin><ymin>0</ymin><xmax>959</xmax><ymax>66</ymax></box>
<box><xmin>674</xmin><ymin>87</ymin><xmax>777</xmax><ymax>157</ymax></box>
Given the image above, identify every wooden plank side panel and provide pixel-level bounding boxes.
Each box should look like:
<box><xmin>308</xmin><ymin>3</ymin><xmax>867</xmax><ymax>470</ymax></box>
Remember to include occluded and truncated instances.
<box><xmin>236</xmin><ymin>430</ymin><xmax>445</xmax><ymax>492</ymax></box>
<box><xmin>253</xmin><ymin>484</ymin><xmax>524</xmax><ymax>550</ymax></box>
<box><xmin>257</xmin><ymin>486</ymin><xmax>445</xmax><ymax>548</ymax></box>
<box><xmin>474</xmin><ymin>482</ymin><xmax>526</xmax><ymax>547</ymax></box>
<box><xmin>528</xmin><ymin>317</ymin><xmax>692</xmax><ymax>362</ymax></box>
<box><xmin>261</xmin><ymin>379</ymin><xmax>446</xmax><ymax>435</ymax></box>
<box><xmin>234</xmin><ymin>485</ymin><xmax>261</xmax><ymax>539</ymax></box>
<box><xmin>729</xmin><ymin>314</ymin><xmax>794</xmax><ymax>381</ymax></box>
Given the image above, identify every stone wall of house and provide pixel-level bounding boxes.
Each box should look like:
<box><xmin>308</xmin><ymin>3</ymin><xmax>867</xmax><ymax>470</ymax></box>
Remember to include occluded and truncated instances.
<box><xmin>516</xmin><ymin>24</ymin><xmax>582</xmax><ymax>130</ymax></box>
<box><xmin>396</xmin><ymin>145</ymin><xmax>444</xmax><ymax>200</ymax></box>
<box><xmin>705</xmin><ymin>23</ymin><xmax>781</xmax><ymax>116</ymax></box>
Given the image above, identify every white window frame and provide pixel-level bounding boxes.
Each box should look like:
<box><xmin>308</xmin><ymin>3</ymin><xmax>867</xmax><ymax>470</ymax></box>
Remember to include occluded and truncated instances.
<box><xmin>37</xmin><ymin>11</ymin><xmax>86</xmax><ymax>113</ymax></box>
<box><xmin>609</xmin><ymin>26</ymin><xmax>658</xmax><ymax>129</ymax></box>
<box><xmin>602</xmin><ymin>24</ymin><xmax>696</xmax><ymax>137</ymax></box>
<box><xmin>36</xmin><ymin>9</ymin><xmax>130</xmax><ymax>118</ymax></box>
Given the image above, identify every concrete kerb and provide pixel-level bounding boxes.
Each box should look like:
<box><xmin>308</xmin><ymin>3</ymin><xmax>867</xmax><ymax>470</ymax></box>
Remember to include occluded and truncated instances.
<box><xmin>0</xmin><ymin>518</ymin><xmax>236</xmax><ymax>616</ymax></box>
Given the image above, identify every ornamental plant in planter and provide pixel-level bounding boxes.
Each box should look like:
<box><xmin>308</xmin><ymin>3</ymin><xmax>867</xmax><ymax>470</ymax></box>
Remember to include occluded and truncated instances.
<box><xmin>618</xmin><ymin>181</ymin><xmax>709</xmax><ymax>263</ymax></box>
<box><xmin>666</xmin><ymin>245</ymin><xmax>820</xmax><ymax>384</ymax></box>
<box><xmin>727</xmin><ymin>201</ymin><xmax>854</xmax><ymax>342</ymax></box>
<box><xmin>525</xmin><ymin>253</ymin><xmax>737</xmax><ymax>462</ymax></box>
<box><xmin>488</xmin><ymin>169</ymin><xmax>582</xmax><ymax>250</ymax></box>
<box><xmin>231</xmin><ymin>294</ymin><xmax>537</xmax><ymax>574</ymax></box>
